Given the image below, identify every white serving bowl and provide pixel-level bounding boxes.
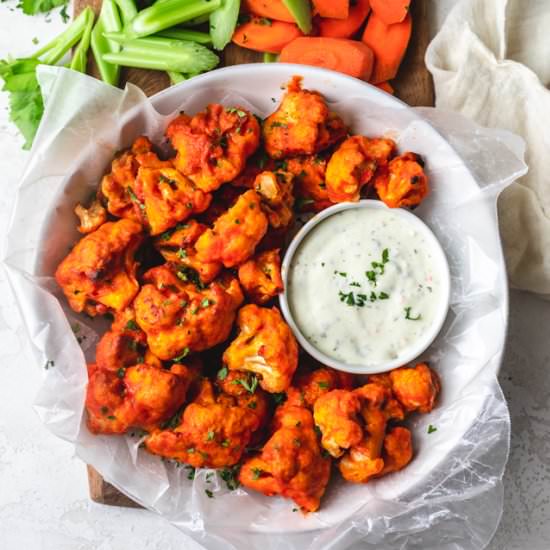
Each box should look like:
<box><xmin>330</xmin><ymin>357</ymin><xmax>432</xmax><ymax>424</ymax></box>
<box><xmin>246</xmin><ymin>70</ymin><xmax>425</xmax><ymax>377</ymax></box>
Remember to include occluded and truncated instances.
<box><xmin>19</xmin><ymin>64</ymin><xmax>508</xmax><ymax>540</ymax></box>
<box><xmin>279</xmin><ymin>200</ymin><xmax>451</xmax><ymax>374</ymax></box>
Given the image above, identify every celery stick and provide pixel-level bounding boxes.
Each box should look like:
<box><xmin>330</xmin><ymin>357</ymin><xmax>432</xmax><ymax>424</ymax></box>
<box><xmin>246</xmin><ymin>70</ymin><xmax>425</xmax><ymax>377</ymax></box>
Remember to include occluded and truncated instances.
<box><xmin>282</xmin><ymin>0</ymin><xmax>312</xmax><ymax>34</ymax></box>
<box><xmin>113</xmin><ymin>0</ymin><xmax>138</xmax><ymax>25</ymax></box>
<box><xmin>70</xmin><ymin>9</ymin><xmax>95</xmax><ymax>73</ymax></box>
<box><xmin>40</xmin><ymin>8</ymin><xmax>94</xmax><ymax>65</ymax></box>
<box><xmin>106</xmin><ymin>28</ymin><xmax>212</xmax><ymax>45</ymax></box>
<box><xmin>103</xmin><ymin>38</ymin><xmax>219</xmax><ymax>73</ymax></box>
<box><xmin>210</xmin><ymin>0</ymin><xmax>240</xmax><ymax>50</ymax></box>
<box><xmin>157</xmin><ymin>28</ymin><xmax>212</xmax><ymax>45</ymax></box>
<box><xmin>126</xmin><ymin>0</ymin><xmax>222</xmax><ymax>39</ymax></box>
<box><xmin>91</xmin><ymin>0</ymin><xmax>122</xmax><ymax>86</ymax></box>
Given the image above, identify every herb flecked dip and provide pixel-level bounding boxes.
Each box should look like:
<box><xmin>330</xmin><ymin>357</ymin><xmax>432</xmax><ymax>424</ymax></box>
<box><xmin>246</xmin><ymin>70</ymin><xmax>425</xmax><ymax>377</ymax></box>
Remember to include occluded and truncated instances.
<box><xmin>287</xmin><ymin>208</ymin><xmax>444</xmax><ymax>365</ymax></box>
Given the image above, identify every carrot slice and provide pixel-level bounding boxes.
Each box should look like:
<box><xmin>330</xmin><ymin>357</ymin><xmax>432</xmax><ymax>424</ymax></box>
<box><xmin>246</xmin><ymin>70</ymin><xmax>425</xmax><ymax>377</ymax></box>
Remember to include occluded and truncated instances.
<box><xmin>319</xmin><ymin>0</ymin><xmax>371</xmax><ymax>38</ymax></box>
<box><xmin>233</xmin><ymin>17</ymin><xmax>303</xmax><ymax>53</ymax></box>
<box><xmin>375</xmin><ymin>81</ymin><xmax>394</xmax><ymax>94</ymax></box>
<box><xmin>370</xmin><ymin>0</ymin><xmax>410</xmax><ymax>24</ymax></box>
<box><xmin>242</xmin><ymin>0</ymin><xmax>295</xmax><ymax>23</ymax></box>
<box><xmin>312</xmin><ymin>0</ymin><xmax>349</xmax><ymax>19</ymax></box>
<box><xmin>362</xmin><ymin>13</ymin><xmax>412</xmax><ymax>83</ymax></box>
<box><xmin>280</xmin><ymin>37</ymin><xmax>374</xmax><ymax>80</ymax></box>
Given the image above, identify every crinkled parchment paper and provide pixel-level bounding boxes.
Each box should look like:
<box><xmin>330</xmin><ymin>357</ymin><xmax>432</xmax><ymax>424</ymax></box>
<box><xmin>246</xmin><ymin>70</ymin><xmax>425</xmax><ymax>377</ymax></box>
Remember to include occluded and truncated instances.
<box><xmin>2</xmin><ymin>66</ymin><xmax>527</xmax><ymax>550</ymax></box>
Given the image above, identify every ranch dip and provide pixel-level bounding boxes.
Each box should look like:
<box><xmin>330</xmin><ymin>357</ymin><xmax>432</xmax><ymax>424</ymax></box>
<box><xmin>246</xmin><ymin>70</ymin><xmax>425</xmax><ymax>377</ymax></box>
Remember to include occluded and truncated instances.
<box><xmin>287</xmin><ymin>207</ymin><xmax>444</xmax><ymax>366</ymax></box>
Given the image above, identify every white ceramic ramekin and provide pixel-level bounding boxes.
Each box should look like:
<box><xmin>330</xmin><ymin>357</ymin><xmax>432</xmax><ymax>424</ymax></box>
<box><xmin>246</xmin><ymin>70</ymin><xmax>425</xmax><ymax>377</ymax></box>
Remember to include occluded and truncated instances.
<box><xmin>279</xmin><ymin>200</ymin><xmax>451</xmax><ymax>374</ymax></box>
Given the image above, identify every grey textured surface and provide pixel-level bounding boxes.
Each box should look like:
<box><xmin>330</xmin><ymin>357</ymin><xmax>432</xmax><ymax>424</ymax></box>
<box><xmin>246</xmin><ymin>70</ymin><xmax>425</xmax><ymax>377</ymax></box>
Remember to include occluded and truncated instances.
<box><xmin>0</xmin><ymin>1</ymin><xmax>549</xmax><ymax>548</ymax></box>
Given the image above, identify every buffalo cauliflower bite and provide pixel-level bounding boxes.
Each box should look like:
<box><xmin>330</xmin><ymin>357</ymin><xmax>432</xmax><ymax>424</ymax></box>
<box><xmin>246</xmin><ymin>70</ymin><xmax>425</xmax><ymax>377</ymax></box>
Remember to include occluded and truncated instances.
<box><xmin>238</xmin><ymin>248</ymin><xmax>284</xmax><ymax>304</ymax></box>
<box><xmin>325</xmin><ymin>136</ymin><xmax>396</xmax><ymax>202</ymax></box>
<box><xmin>195</xmin><ymin>190</ymin><xmax>268</xmax><ymax>268</ymax></box>
<box><xmin>239</xmin><ymin>401</ymin><xmax>331</xmax><ymax>513</ymax></box>
<box><xmin>134</xmin><ymin>166</ymin><xmax>212</xmax><ymax>235</ymax></box>
<box><xmin>294</xmin><ymin>366</ymin><xmax>355</xmax><ymax>408</ymax></box>
<box><xmin>100</xmin><ymin>136</ymin><xmax>170</xmax><ymax>223</ymax></box>
<box><xmin>74</xmin><ymin>199</ymin><xmax>107</xmax><ymax>234</ymax></box>
<box><xmin>389</xmin><ymin>362</ymin><xmax>440</xmax><ymax>414</ymax></box>
<box><xmin>254</xmin><ymin>171</ymin><xmax>295</xmax><ymax>229</ymax></box>
<box><xmin>374</xmin><ymin>152</ymin><xmax>429</xmax><ymax>208</ymax></box>
<box><xmin>286</xmin><ymin>154</ymin><xmax>331</xmax><ymax>211</ymax></box>
<box><xmin>86</xmin><ymin>362</ymin><xmax>190</xmax><ymax>434</ymax></box>
<box><xmin>145</xmin><ymin>378</ymin><xmax>262</xmax><ymax>468</ymax></box>
<box><xmin>166</xmin><ymin>104</ymin><xmax>261</xmax><ymax>193</ymax></box>
<box><xmin>378</xmin><ymin>426</ymin><xmax>413</xmax><ymax>476</ymax></box>
<box><xmin>338</xmin><ymin>382</ymin><xmax>406</xmax><ymax>483</ymax></box>
<box><xmin>223</xmin><ymin>304</ymin><xmax>298</xmax><ymax>393</ymax></box>
<box><xmin>263</xmin><ymin>76</ymin><xmax>346</xmax><ymax>159</ymax></box>
<box><xmin>313</xmin><ymin>389</ymin><xmax>363</xmax><ymax>458</ymax></box>
<box><xmin>134</xmin><ymin>264</ymin><xmax>243</xmax><ymax>360</ymax></box>
<box><xmin>55</xmin><ymin>219</ymin><xmax>143</xmax><ymax>316</ymax></box>
<box><xmin>95</xmin><ymin>307</ymin><xmax>147</xmax><ymax>372</ymax></box>
<box><xmin>154</xmin><ymin>220</ymin><xmax>222</xmax><ymax>284</ymax></box>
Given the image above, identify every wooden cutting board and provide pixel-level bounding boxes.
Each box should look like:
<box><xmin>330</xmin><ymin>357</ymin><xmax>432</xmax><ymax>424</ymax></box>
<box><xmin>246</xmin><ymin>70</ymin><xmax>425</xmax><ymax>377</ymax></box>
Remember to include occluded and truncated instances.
<box><xmin>76</xmin><ymin>0</ymin><xmax>434</xmax><ymax>508</ymax></box>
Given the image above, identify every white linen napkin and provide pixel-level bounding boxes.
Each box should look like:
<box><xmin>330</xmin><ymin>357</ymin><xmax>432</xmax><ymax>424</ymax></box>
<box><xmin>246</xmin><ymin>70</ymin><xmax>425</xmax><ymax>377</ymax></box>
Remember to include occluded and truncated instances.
<box><xmin>426</xmin><ymin>0</ymin><xmax>550</xmax><ymax>297</ymax></box>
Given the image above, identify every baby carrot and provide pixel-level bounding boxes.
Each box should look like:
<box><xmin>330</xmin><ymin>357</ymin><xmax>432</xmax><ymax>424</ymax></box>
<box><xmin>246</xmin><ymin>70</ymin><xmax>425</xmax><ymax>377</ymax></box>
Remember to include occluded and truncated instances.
<box><xmin>370</xmin><ymin>0</ymin><xmax>411</xmax><ymax>24</ymax></box>
<box><xmin>312</xmin><ymin>0</ymin><xmax>349</xmax><ymax>19</ymax></box>
<box><xmin>279</xmin><ymin>36</ymin><xmax>374</xmax><ymax>80</ymax></box>
<box><xmin>362</xmin><ymin>12</ymin><xmax>412</xmax><ymax>83</ymax></box>
<box><xmin>242</xmin><ymin>0</ymin><xmax>295</xmax><ymax>22</ymax></box>
<box><xmin>232</xmin><ymin>17</ymin><xmax>303</xmax><ymax>53</ymax></box>
<box><xmin>319</xmin><ymin>0</ymin><xmax>371</xmax><ymax>38</ymax></box>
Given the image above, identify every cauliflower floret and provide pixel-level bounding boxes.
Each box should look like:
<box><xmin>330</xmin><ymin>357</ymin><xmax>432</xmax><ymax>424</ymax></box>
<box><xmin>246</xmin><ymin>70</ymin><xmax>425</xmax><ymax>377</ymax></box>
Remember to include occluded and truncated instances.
<box><xmin>74</xmin><ymin>199</ymin><xmax>107</xmax><ymax>234</ymax></box>
<box><xmin>154</xmin><ymin>220</ymin><xmax>222</xmax><ymax>284</ymax></box>
<box><xmin>294</xmin><ymin>366</ymin><xmax>355</xmax><ymax>408</ymax></box>
<box><xmin>55</xmin><ymin>219</ymin><xmax>143</xmax><ymax>316</ymax></box>
<box><xmin>313</xmin><ymin>389</ymin><xmax>363</xmax><ymax>458</ymax></box>
<box><xmin>144</xmin><ymin>378</ymin><xmax>262</xmax><ymax>468</ymax></box>
<box><xmin>253</xmin><ymin>170</ymin><xmax>295</xmax><ymax>230</ymax></box>
<box><xmin>195</xmin><ymin>190</ymin><xmax>268</xmax><ymax>268</ymax></box>
<box><xmin>389</xmin><ymin>362</ymin><xmax>440</xmax><ymax>414</ymax></box>
<box><xmin>134</xmin><ymin>265</ymin><xmax>243</xmax><ymax>360</ymax></box>
<box><xmin>374</xmin><ymin>152</ymin><xmax>429</xmax><ymax>208</ymax></box>
<box><xmin>263</xmin><ymin>76</ymin><xmax>346</xmax><ymax>159</ymax></box>
<box><xmin>238</xmin><ymin>248</ymin><xmax>284</xmax><ymax>305</ymax></box>
<box><xmin>239</xmin><ymin>401</ymin><xmax>331</xmax><ymax>513</ymax></box>
<box><xmin>166</xmin><ymin>104</ymin><xmax>261</xmax><ymax>192</ymax></box>
<box><xmin>223</xmin><ymin>304</ymin><xmax>298</xmax><ymax>393</ymax></box>
<box><xmin>85</xmin><ymin>362</ymin><xmax>190</xmax><ymax>434</ymax></box>
<box><xmin>285</xmin><ymin>154</ymin><xmax>332</xmax><ymax>212</ymax></box>
<box><xmin>378</xmin><ymin>426</ymin><xmax>413</xmax><ymax>476</ymax></box>
<box><xmin>325</xmin><ymin>136</ymin><xmax>396</xmax><ymax>202</ymax></box>
<box><xmin>134</xmin><ymin>166</ymin><xmax>212</xmax><ymax>236</ymax></box>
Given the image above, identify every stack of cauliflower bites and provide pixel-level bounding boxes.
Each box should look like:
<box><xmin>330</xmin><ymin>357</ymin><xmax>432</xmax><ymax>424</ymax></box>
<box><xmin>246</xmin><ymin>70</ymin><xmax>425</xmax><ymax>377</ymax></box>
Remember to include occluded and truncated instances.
<box><xmin>55</xmin><ymin>77</ymin><xmax>434</xmax><ymax>513</ymax></box>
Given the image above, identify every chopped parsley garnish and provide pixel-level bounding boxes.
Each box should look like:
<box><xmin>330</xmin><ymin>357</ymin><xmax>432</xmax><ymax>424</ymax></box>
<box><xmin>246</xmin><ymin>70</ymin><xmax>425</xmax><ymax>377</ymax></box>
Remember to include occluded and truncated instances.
<box><xmin>350</xmin><ymin>281</ymin><xmax>361</xmax><ymax>287</ymax></box>
<box><xmin>125</xmin><ymin>320</ymin><xmax>139</xmax><ymax>331</ymax></box>
<box><xmin>427</xmin><ymin>424</ymin><xmax>437</xmax><ymax>434</ymax></box>
<box><xmin>176</xmin><ymin>267</ymin><xmax>206</xmax><ymax>289</ymax></box>
<box><xmin>220</xmin><ymin>465</ymin><xmax>240</xmax><ymax>490</ymax></box>
<box><xmin>205</xmin><ymin>489</ymin><xmax>214</xmax><ymax>498</ymax></box>
<box><xmin>317</xmin><ymin>381</ymin><xmax>330</xmax><ymax>389</ymax></box>
<box><xmin>379</xmin><ymin>292</ymin><xmax>390</xmax><ymax>300</ymax></box>
<box><xmin>201</xmin><ymin>298</ymin><xmax>214</xmax><ymax>308</ymax></box>
<box><xmin>292</xmin><ymin>508</ymin><xmax>299</xmax><ymax>512</ymax></box>
<box><xmin>247</xmin><ymin>400</ymin><xmax>257</xmax><ymax>409</ymax></box>
<box><xmin>44</xmin><ymin>359</ymin><xmax>55</xmax><ymax>370</ymax></box>
<box><xmin>107</xmin><ymin>415</ymin><xmax>116</xmax><ymax>420</ymax></box>
<box><xmin>404</xmin><ymin>307</ymin><xmax>422</xmax><ymax>321</ymax></box>
<box><xmin>186</xmin><ymin>466</ymin><xmax>196</xmax><ymax>480</ymax></box>
<box><xmin>334</xmin><ymin>270</ymin><xmax>347</xmax><ymax>277</ymax></box>
<box><xmin>127</xmin><ymin>187</ymin><xmax>144</xmax><ymax>210</ymax></box>
<box><xmin>221</xmin><ymin>439</ymin><xmax>230</xmax><ymax>447</ymax></box>
<box><xmin>177</xmin><ymin>248</ymin><xmax>187</xmax><ymax>259</ymax></box>
<box><xmin>272</xmin><ymin>392</ymin><xmax>286</xmax><ymax>405</ymax></box>
<box><xmin>251</xmin><ymin>467</ymin><xmax>262</xmax><ymax>480</ymax></box>
<box><xmin>233</xmin><ymin>375</ymin><xmax>258</xmax><ymax>394</ymax></box>
<box><xmin>339</xmin><ymin>291</ymin><xmax>367</xmax><ymax>307</ymax></box>
<box><xmin>206</xmin><ymin>430</ymin><xmax>215</xmax><ymax>441</ymax></box>
<box><xmin>217</xmin><ymin>366</ymin><xmax>228</xmax><ymax>380</ymax></box>
<box><xmin>173</xmin><ymin>347</ymin><xmax>190</xmax><ymax>361</ymax></box>
<box><xmin>270</xmin><ymin>121</ymin><xmax>287</xmax><ymax>128</ymax></box>
<box><xmin>226</xmin><ymin>107</ymin><xmax>247</xmax><ymax>118</ymax></box>
<box><xmin>116</xmin><ymin>367</ymin><xmax>125</xmax><ymax>379</ymax></box>
<box><xmin>366</xmin><ymin>248</ymin><xmax>390</xmax><ymax>285</ymax></box>
<box><xmin>161</xmin><ymin>407</ymin><xmax>184</xmax><ymax>430</ymax></box>
<box><xmin>295</xmin><ymin>197</ymin><xmax>315</xmax><ymax>210</ymax></box>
